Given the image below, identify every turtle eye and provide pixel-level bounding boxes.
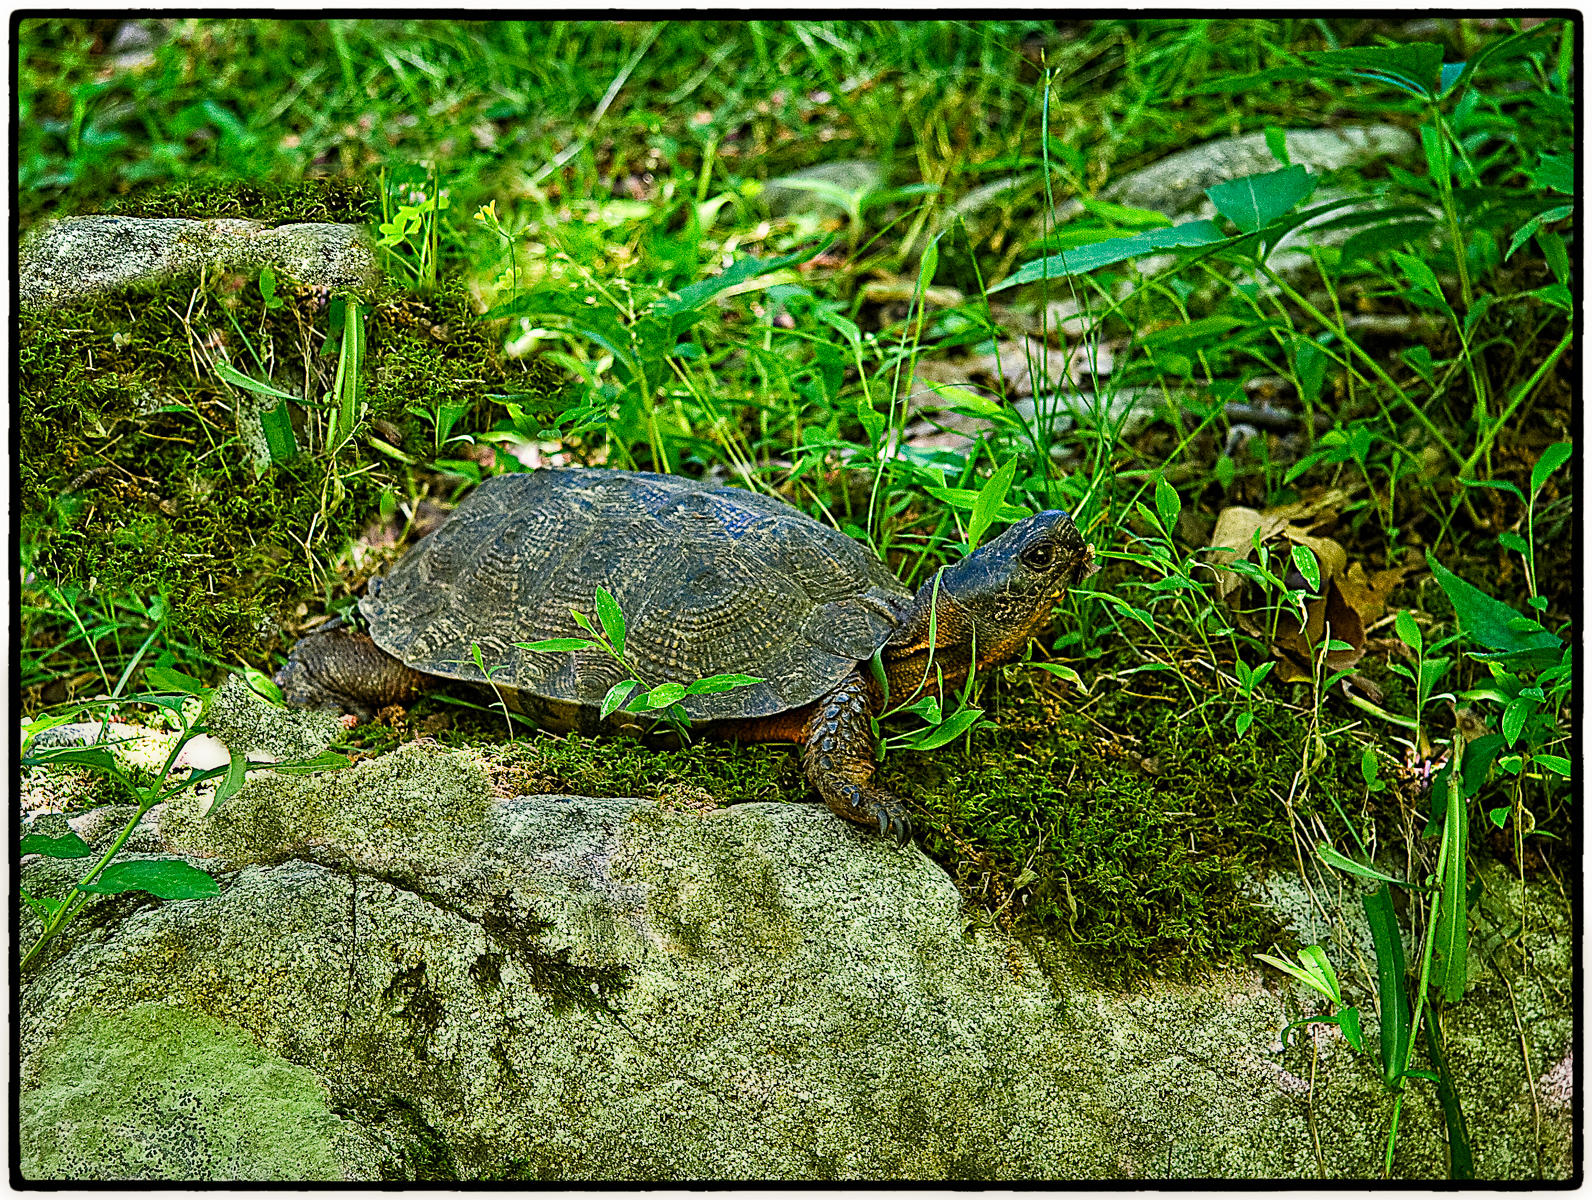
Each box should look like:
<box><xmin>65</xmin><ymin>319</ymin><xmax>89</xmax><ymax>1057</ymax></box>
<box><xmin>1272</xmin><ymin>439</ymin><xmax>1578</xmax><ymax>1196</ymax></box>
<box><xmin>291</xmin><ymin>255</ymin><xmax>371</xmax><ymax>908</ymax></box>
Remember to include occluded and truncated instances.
<box><xmin>1020</xmin><ymin>540</ymin><xmax>1056</xmax><ymax>570</ymax></box>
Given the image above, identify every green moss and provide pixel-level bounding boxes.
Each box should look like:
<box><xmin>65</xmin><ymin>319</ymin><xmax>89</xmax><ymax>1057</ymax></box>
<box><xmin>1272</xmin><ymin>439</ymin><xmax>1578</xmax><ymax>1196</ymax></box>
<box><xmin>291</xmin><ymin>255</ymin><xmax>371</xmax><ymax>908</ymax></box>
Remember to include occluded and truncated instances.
<box><xmin>98</xmin><ymin>177</ymin><xmax>380</xmax><ymax>225</ymax></box>
<box><xmin>19</xmin><ymin>252</ymin><xmax>511</xmax><ymax>682</ymax></box>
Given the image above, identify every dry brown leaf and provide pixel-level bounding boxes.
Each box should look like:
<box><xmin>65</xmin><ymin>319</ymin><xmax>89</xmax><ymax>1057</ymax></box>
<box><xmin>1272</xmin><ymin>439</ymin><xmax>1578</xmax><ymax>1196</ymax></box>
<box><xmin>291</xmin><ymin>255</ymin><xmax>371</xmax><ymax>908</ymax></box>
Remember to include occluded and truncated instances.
<box><xmin>1208</xmin><ymin>506</ymin><xmax>1288</xmax><ymax>598</ymax></box>
<box><xmin>1264</xmin><ymin>486</ymin><xmax>1359</xmax><ymax>523</ymax></box>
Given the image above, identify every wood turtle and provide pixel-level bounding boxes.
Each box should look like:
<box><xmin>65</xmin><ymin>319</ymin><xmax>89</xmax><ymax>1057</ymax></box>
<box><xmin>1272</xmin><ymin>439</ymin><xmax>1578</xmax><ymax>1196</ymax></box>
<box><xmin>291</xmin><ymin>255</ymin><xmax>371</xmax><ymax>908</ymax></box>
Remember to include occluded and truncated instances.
<box><xmin>277</xmin><ymin>468</ymin><xmax>1097</xmax><ymax>840</ymax></box>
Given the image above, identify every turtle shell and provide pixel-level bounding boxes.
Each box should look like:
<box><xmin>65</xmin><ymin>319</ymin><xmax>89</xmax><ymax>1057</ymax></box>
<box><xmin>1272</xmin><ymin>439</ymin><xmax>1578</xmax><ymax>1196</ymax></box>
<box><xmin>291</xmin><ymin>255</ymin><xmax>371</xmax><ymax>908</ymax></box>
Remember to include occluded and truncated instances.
<box><xmin>361</xmin><ymin>469</ymin><xmax>912</xmax><ymax>721</ymax></box>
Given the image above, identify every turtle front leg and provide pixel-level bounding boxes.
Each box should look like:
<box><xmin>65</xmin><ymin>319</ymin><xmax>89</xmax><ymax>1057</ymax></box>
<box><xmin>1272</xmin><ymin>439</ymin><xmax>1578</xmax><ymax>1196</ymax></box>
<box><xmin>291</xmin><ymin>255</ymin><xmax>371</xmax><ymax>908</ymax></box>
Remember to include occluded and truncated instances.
<box><xmin>276</xmin><ymin>623</ymin><xmax>425</xmax><ymax>723</ymax></box>
<box><xmin>802</xmin><ymin>671</ymin><xmax>913</xmax><ymax>844</ymax></box>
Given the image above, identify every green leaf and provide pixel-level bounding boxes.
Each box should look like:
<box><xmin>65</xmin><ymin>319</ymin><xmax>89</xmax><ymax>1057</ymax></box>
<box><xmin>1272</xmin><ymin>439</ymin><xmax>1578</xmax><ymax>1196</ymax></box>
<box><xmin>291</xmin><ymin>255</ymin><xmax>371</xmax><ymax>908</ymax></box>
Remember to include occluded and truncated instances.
<box><xmin>1506</xmin><ymin>204</ymin><xmax>1573</xmax><ymax>260</ymax></box>
<box><xmin>1341</xmin><ymin>219</ymin><xmax>1437</xmax><ymax>265</ymax></box>
<box><xmin>1529</xmin><ymin>151</ymin><xmax>1573</xmax><ymax>194</ymax></box>
<box><xmin>1307</xmin><ymin>42</ymin><xmax>1445</xmax><ymax>96</ymax></box>
<box><xmin>1360</xmin><ymin>746</ymin><xmax>1382</xmax><ymax>787</ymax></box>
<box><xmin>259</xmin><ymin>265</ymin><xmax>282</xmax><ymax>308</ymax></box>
<box><xmin>1530</xmin><ymin>442</ymin><xmax>1572</xmax><ymax>496</ymax></box>
<box><xmin>270</xmin><ymin>750</ymin><xmax>353</xmax><ymax>775</ymax></box>
<box><xmin>1426</xmin><ymin>554</ymin><xmax>1562</xmax><ymax>662</ymax></box>
<box><xmin>1207</xmin><ymin>165</ymin><xmax>1317</xmax><ymax>234</ymax></box>
<box><xmin>144</xmin><ymin>665</ymin><xmax>212</xmax><ymax>697</ymax></box>
<box><xmin>1297</xmin><ymin>944</ymin><xmax>1343</xmax><ymax>1005</ymax></box>
<box><xmin>1391</xmin><ymin>250</ymin><xmax>1445</xmax><ymax>304</ymax></box>
<box><xmin>1315</xmin><ymin>842</ymin><xmax>1408</xmax><ymax>887</ymax></box>
<box><xmin>1535</xmin><ymin>754</ymin><xmax>1572</xmax><ymax>779</ymax></box>
<box><xmin>1500</xmin><ymin>696</ymin><xmax>1533</xmax><ymax>747</ymax></box>
<box><xmin>1154</xmin><ymin>476</ymin><xmax>1181</xmax><ymax>533</ymax></box>
<box><xmin>922</xmin><ymin>486</ymin><xmax>1031</xmax><ymax>523</ymax></box>
<box><xmin>1488</xmin><ymin>806</ymin><xmax>1510</xmax><ymax>829</ymax></box>
<box><xmin>1363</xmin><ymin>885</ymin><xmax>1411</xmax><ymax>1090</ymax></box>
<box><xmin>683</xmin><ymin>674</ymin><xmax>764</xmax><ymax>695</ymax></box>
<box><xmin>908</xmin><ymin>705</ymin><xmax>984</xmax><ymax>751</ymax></box>
<box><xmin>204</xmin><ymin>744</ymin><xmax>247</xmax><ymax>810</ymax></box>
<box><xmin>1255</xmin><ymin>952</ymin><xmax>1335</xmax><ymax>1002</ymax></box>
<box><xmin>1139</xmin><ymin>314</ymin><xmax>1248</xmax><ymax>349</ymax></box>
<box><xmin>1235</xmin><ymin>710</ymin><xmax>1254</xmax><ymax>737</ymax></box>
<box><xmin>260</xmin><ymin>399</ymin><xmax>299</xmax><ymax>463</ymax></box>
<box><xmin>651</xmin><ymin>238</ymin><xmax>833</xmax><ymax>319</ymax></box>
<box><xmin>21</xmin><ymin>745</ymin><xmax>120</xmax><ymax>773</ymax></box>
<box><xmin>1496</xmin><ymin>530</ymin><xmax>1530</xmax><ymax>555</ymax></box>
<box><xmin>1263</xmin><ymin>125</ymin><xmax>1291</xmax><ymax>166</ymax></box>
<box><xmin>1334</xmin><ymin>1005</ymin><xmax>1365</xmax><ymax>1054</ymax></box>
<box><xmin>243</xmin><ymin>666</ymin><xmax>285</xmax><ymax>706</ymax></box>
<box><xmin>594</xmin><ymin>586</ymin><xmax>626</xmax><ymax>659</ymax></box>
<box><xmin>213</xmin><ymin>361</ymin><xmax>300</xmax><ymax>402</ymax></box>
<box><xmin>1290</xmin><ymin>544</ymin><xmax>1320</xmax><ymax>593</ymax></box>
<box><xmin>1032</xmin><ymin>662</ymin><xmax>1086</xmax><ymax>690</ymax></box>
<box><xmin>80</xmin><ymin>858</ymin><xmax>220</xmax><ymax>900</ymax></box>
<box><xmin>517</xmin><ymin>638</ymin><xmax>595</xmax><ymax>653</ymax></box>
<box><xmin>600</xmin><ymin>680</ymin><xmax>639</xmax><ymax>721</ymax></box>
<box><xmin>1536</xmin><ymin>230</ymin><xmax>1570</xmax><ymax>285</ymax></box>
<box><xmin>967</xmin><ymin>458</ymin><xmax>1019</xmax><ymax>552</ymax></box>
<box><xmin>990</xmin><ymin>220</ymin><xmax>1227</xmax><ymax>290</ymax></box>
<box><xmin>641</xmin><ymin>682</ymin><xmax>687</xmax><ymax>711</ymax></box>
<box><xmin>1394</xmin><ymin>610</ymin><xmax>1423</xmax><ymax>655</ymax></box>
<box><xmin>1432</xmin><ymin>760</ymin><xmax>1469</xmax><ymax>1004</ymax></box>
<box><xmin>20</xmin><ymin>830</ymin><xmax>93</xmax><ymax>859</ymax></box>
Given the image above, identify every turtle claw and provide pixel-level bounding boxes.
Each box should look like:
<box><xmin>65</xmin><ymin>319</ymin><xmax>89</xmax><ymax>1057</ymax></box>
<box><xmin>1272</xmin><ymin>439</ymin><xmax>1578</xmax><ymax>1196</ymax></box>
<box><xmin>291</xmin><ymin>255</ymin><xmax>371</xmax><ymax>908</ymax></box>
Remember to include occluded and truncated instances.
<box><xmin>868</xmin><ymin>800</ymin><xmax>913</xmax><ymax>846</ymax></box>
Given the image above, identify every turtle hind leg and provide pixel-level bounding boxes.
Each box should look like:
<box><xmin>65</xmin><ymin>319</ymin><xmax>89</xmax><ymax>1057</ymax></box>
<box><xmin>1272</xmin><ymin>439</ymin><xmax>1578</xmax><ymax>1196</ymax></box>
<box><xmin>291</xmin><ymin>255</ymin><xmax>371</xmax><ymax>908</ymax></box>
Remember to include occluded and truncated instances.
<box><xmin>276</xmin><ymin>623</ymin><xmax>425</xmax><ymax>723</ymax></box>
<box><xmin>801</xmin><ymin>671</ymin><xmax>913</xmax><ymax>844</ymax></box>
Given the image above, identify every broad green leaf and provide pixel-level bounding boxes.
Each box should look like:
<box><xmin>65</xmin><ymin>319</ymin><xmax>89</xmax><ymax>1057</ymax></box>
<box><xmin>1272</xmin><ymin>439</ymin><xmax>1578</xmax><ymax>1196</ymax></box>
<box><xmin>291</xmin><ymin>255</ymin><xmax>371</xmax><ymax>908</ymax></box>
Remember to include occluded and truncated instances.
<box><xmin>967</xmin><ymin>458</ymin><xmax>1019</xmax><ymax>552</ymax></box>
<box><xmin>144</xmin><ymin>665</ymin><xmax>212</xmax><ymax>697</ymax></box>
<box><xmin>1530</xmin><ymin>442</ymin><xmax>1572</xmax><ymax>496</ymax></box>
<box><xmin>1307</xmin><ymin>43</ymin><xmax>1445</xmax><ymax>95</ymax></box>
<box><xmin>1432</xmin><ymin>760</ymin><xmax>1469</xmax><ymax>1003</ymax></box>
<box><xmin>211</xmin><ymin>746</ymin><xmax>249</xmax><ymax>811</ymax></box>
<box><xmin>21</xmin><ymin>746</ymin><xmax>120</xmax><ymax>773</ymax></box>
<box><xmin>1496</xmin><ymin>530</ymin><xmax>1530</xmax><ymax>555</ymax></box>
<box><xmin>1263</xmin><ymin>126</ymin><xmax>1291</xmax><ymax>166</ymax></box>
<box><xmin>1154</xmin><ymin>476</ymin><xmax>1181</xmax><ymax>533</ymax></box>
<box><xmin>594</xmin><ymin>587</ymin><xmax>626</xmax><ymax>659</ymax></box>
<box><xmin>1360</xmin><ymin>746</ymin><xmax>1382</xmax><ymax>788</ymax></box>
<box><xmin>1031</xmin><ymin>662</ymin><xmax>1087</xmax><ymax>690</ymax></box>
<box><xmin>80</xmin><ymin>858</ymin><xmax>220</xmax><ymax>900</ymax></box>
<box><xmin>1426</xmin><ymin>554</ymin><xmax>1562</xmax><ymax>661</ymax></box>
<box><xmin>260</xmin><ymin>400</ymin><xmax>299</xmax><ymax>463</ymax></box>
<box><xmin>243</xmin><ymin>666</ymin><xmax>285</xmax><ymax>706</ymax></box>
<box><xmin>20</xmin><ymin>830</ymin><xmax>93</xmax><ymax>859</ymax></box>
<box><xmin>683</xmin><ymin>674</ymin><xmax>764</xmax><ymax>695</ymax></box>
<box><xmin>1529</xmin><ymin>151</ymin><xmax>1573</xmax><ymax>194</ymax></box>
<box><xmin>1341</xmin><ymin>219</ymin><xmax>1436</xmax><ymax>265</ymax></box>
<box><xmin>1206</xmin><ymin>166</ymin><xmax>1317</xmax><ymax>234</ymax></box>
<box><xmin>1394</xmin><ymin>610</ymin><xmax>1423</xmax><ymax>654</ymax></box>
<box><xmin>270</xmin><ymin>750</ymin><xmax>353</xmax><ymax>775</ymax></box>
<box><xmin>1535</xmin><ymin>754</ymin><xmax>1571</xmax><ymax>778</ymax></box>
<box><xmin>1501</xmin><ymin>696</ymin><xmax>1533</xmax><ymax>747</ymax></box>
<box><xmin>1255</xmin><ymin>952</ymin><xmax>1335</xmax><ymax>1002</ymax></box>
<box><xmin>1315</xmin><ymin>842</ymin><xmax>1407</xmax><ymax>887</ymax></box>
<box><xmin>1290</xmin><ymin>544</ymin><xmax>1320</xmax><ymax>593</ymax></box>
<box><xmin>641</xmin><ymin>682</ymin><xmax>687</xmax><ymax>710</ymax></box>
<box><xmin>1506</xmin><ymin>204</ymin><xmax>1573</xmax><ymax>260</ymax></box>
<box><xmin>908</xmin><ymin>705</ymin><xmax>984</xmax><ymax>750</ymax></box>
<box><xmin>600</xmin><ymin>680</ymin><xmax>639</xmax><ymax>721</ymax></box>
<box><xmin>1334</xmin><ymin>1005</ymin><xmax>1365</xmax><ymax>1053</ymax></box>
<box><xmin>1297</xmin><ymin>944</ymin><xmax>1343</xmax><ymax>1005</ymax></box>
<box><xmin>990</xmin><ymin>220</ymin><xmax>1227</xmax><ymax>290</ymax></box>
<box><xmin>1235</xmin><ymin>710</ymin><xmax>1254</xmax><ymax>737</ymax></box>
<box><xmin>1391</xmin><ymin>250</ymin><xmax>1445</xmax><ymax>304</ymax></box>
<box><xmin>1488</xmin><ymin>806</ymin><xmax>1510</xmax><ymax>829</ymax></box>
<box><xmin>518</xmin><ymin>638</ymin><xmax>595</xmax><ymax>653</ymax></box>
<box><xmin>1363</xmin><ymin>885</ymin><xmax>1411</xmax><ymax>1090</ymax></box>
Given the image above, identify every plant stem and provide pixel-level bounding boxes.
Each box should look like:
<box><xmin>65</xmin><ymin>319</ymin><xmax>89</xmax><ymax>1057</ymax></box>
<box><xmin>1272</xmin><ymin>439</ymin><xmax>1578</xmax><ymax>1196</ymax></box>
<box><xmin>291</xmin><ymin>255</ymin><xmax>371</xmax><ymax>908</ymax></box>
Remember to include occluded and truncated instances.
<box><xmin>1458</xmin><ymin>325</ymin><xmax>1573</xmax><ymax>480</ymax></box>
<box><xmin>21</xmin><ymin>792</ymin><xmax>152</xmax><ymax>970</ymax></box>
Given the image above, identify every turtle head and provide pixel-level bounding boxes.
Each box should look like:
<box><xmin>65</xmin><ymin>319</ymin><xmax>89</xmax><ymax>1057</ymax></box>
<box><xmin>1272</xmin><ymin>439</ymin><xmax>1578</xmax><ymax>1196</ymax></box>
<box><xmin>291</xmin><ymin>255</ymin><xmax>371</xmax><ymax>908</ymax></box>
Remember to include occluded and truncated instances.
<box><xmin>916</xmin><ymin>509</ymin><xmax>1097</xmax><ymax>667</ymax></box>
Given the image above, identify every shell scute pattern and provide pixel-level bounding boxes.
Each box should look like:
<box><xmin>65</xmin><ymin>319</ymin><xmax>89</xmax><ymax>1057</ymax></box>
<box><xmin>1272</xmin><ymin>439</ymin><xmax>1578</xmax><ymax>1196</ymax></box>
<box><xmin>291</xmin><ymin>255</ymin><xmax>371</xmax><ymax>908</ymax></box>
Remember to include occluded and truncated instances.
<box><xmin>362</xmin><ymin>469</ymin><xmax>913</xmax><ymax>721</ymax></box>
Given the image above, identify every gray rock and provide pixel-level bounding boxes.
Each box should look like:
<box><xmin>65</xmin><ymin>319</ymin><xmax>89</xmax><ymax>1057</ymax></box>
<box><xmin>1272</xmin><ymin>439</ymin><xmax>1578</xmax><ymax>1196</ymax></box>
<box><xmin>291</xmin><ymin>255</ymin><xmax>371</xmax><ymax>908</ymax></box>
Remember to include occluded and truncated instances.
<box><xmin>203</xmin><ymin>674</ymin><xmax>346</xmax><ymax>765</ymax></box>
<box><xmin>18</xmin><ymin>215</ymin><xmax>379</xmax><ymax>309</ymax></box>
<box><xmin>17</xmin><ymin>742</ymin><xmax>1573</xmax><ymax>1181</ymax></box>
<box><xmin>1054</xmin><ymin>124</ymin><xmax>1418</xmax><ymax>225</ymax></box>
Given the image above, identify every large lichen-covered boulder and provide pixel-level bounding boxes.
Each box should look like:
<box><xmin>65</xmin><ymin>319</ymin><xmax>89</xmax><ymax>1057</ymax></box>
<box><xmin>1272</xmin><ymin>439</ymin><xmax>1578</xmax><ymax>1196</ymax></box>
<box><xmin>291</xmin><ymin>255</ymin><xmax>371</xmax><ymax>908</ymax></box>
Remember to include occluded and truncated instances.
<box><xmin>18</xmin><ymin>738</ymin><xmax>1573</xmax><ymax>1181</ymax></box>
<box><xmin>18</xmin><ymin>214</ymin><xmax>378</xmax><ymax>309</ymax></box>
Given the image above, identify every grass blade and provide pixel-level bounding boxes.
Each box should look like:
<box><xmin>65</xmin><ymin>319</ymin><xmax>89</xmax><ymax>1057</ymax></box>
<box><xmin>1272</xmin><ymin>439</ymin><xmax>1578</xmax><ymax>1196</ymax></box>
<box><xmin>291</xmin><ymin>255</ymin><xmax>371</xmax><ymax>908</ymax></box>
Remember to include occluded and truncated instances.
<box><xmin>1363</xmin><ymin>884</ymin><xmax>1411</xmax><ymax>1090</ymax></box>
<box><xmin>1432</xmin><ymin>747</ymin><xmax>1470</xmax><ymax>1003</ymax></box>
<box><xmin>1422</xmin><ymin>1010</ymin><xmax>1474</xmax><ymax>1179</ymax></box>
